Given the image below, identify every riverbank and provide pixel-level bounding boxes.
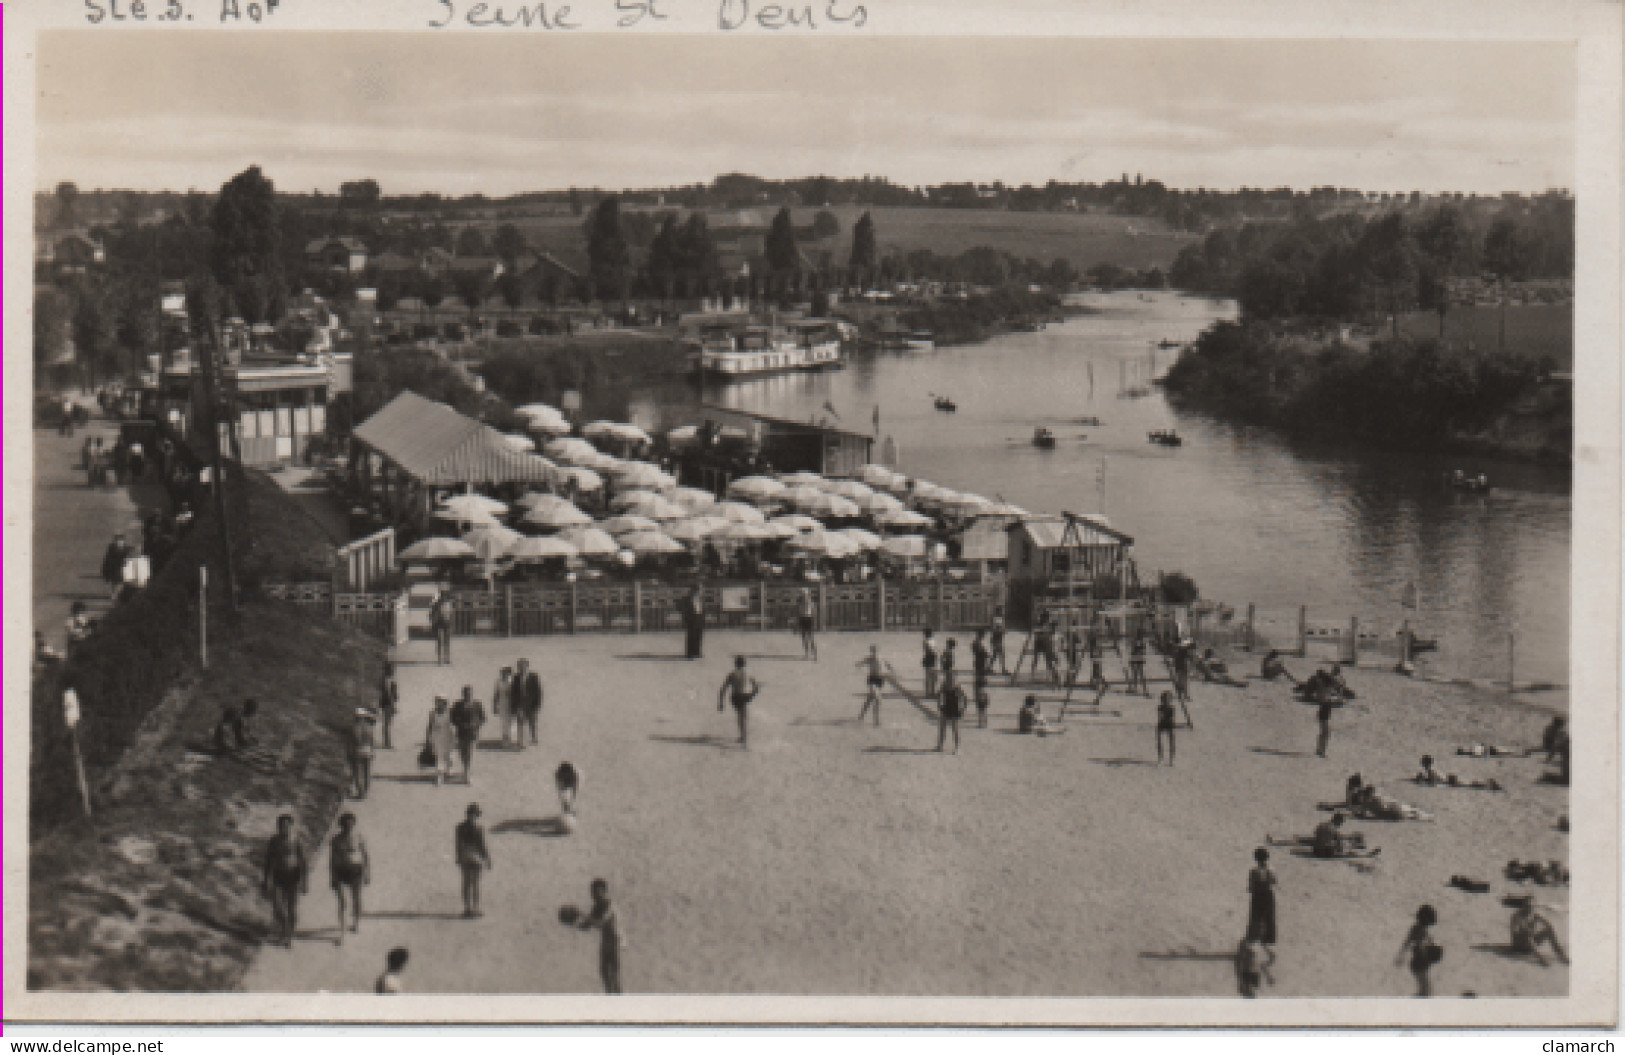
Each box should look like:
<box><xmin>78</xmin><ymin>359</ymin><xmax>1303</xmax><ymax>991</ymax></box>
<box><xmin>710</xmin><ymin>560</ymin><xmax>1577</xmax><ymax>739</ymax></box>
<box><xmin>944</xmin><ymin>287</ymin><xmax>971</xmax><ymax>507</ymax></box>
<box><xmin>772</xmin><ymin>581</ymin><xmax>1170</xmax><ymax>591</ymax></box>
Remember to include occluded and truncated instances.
<box><xmin>1160</xmin><ymin>320</ymin><xmax>1572</xmax><ymax>466</ymax></box>
<box><xmin>243</xmin><ymin>631</ymin><xmax>1567</xmax><ymax>1000</ymax></box>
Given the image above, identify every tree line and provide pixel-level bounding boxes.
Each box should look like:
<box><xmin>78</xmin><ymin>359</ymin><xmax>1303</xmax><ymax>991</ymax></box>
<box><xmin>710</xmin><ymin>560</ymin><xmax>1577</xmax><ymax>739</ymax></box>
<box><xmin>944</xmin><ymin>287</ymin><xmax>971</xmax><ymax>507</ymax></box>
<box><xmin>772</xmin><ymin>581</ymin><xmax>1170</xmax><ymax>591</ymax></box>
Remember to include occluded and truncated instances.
<box><xmin>1167</xmin><ymin>193</ymin><xmax>1573</xmax><ymax>324</ymax></box>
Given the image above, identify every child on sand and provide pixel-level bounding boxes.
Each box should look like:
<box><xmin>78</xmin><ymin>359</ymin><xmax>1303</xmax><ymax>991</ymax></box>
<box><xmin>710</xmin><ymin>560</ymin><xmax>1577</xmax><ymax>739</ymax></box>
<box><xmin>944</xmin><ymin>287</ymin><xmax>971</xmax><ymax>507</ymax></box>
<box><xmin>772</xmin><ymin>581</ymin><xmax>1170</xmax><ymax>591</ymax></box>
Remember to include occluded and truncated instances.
<box><xmin>1235</xmin><ymin>938</ymin><xmax>1275</xmax><ymax>998</ymax></box>
<box><xmin>936</xmin><ymin>670</ymin><xmax>965</xmax><ymax>754</ymax></box>
<box><xmin>1509</xmin><ymin>896</ymin><xmax>1568</xmax><ymax>966</ymax></box>
<box><xmin>1018</xmin><ymin>694</ymin><xmax>1065</xmax><ymax>736</ymax></box>
<box><xmin>717</xmin><ymin>656</ymin><xmax>760</xmax><ymax>748</ymax></box>
<box><xmin>856</xmin><ymin>645</ymin><xmax>886</xmax><ymax>725</ymax></box>
<box><xmin>556</xmin><ymin>762</ymin><xmax>580</xmax><ymax>825</ymax></box>
<box><xmin>576</xmin><ymin>878</ymin><xmax>625</xmax><ymax>994</ymax></box>
<box><xmin>376</xmin><ymin>948</ymin><xmax>409</xmax><ymax>994</ymax></box>
<box><xmin>1247</xmin><ymin>848</ymin><xmax>1277</xmax><ymax>946</ymax></box>
<box><xmin>1396</xmin><ymin>904</ymin><xmax>1442</xmax><ymax>997</ymax></box>
<box><xmin>1156</xmin><ymin>691</ymin><xmax>1178</xmax><ymax>766</ymax></box>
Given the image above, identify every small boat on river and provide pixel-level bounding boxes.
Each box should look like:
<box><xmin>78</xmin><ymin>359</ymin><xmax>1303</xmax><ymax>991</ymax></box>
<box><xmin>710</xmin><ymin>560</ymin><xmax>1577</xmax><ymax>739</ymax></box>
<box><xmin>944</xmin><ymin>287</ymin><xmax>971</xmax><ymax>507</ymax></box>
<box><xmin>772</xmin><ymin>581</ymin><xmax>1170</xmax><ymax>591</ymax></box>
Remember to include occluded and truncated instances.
<box><xmin>1148</xmin><ymin>430</ymin><xmax>1183</xmax><ymax>447</ymax></box>
<box><xmin>1077</xmin><ymin>416</ymin><xmax>1103</xmax><ymax>427</ymax></box>
<box><xmin>1032</xmin><ymin>427</ymin><xmax>1057</xmax><ymax>449</ymax></box>
<box><xmin>934</xmin><ymin>396</ymin><xmax>957</xmax><ymax>412</ymax></box>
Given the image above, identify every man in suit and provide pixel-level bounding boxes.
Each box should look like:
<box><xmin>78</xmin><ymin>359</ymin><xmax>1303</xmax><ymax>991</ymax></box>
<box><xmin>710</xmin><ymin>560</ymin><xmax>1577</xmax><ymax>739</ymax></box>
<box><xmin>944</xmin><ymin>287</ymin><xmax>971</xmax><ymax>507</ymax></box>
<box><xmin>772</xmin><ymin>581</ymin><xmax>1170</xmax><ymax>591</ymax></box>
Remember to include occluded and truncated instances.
<box><xmin>515</xmin><ymin>658</ymin><xmax>543</xmax><ymax>748</ymax></box>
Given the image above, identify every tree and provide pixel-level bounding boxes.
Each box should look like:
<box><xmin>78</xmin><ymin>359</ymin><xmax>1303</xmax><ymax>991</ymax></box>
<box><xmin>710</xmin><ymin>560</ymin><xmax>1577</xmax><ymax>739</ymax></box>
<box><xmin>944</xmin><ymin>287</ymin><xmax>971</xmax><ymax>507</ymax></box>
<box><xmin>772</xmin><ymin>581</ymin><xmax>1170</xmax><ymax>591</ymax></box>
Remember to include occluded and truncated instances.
<box><xmin>679</xmin><ymin>213</ymin><xmax>716</xmax><ymax>289</ymax></box>
<box><xmin>34</xmin><ymin>286</ymin><xmax>71</xmax><ymax>370</ymax></box>
<box><xmin>765</xmin><ymin>206</ymin><xmax>799</xmax><ymax>279</ymax></box>
<box><xmin>586</xmin><ymin>196</ymin><xmax>630</xmax><ymax>302</ymax></box>
<box><xmin>849</xmin><ymin>211</ymin><xmax>878</xmax><ymax>278</ymax></box>
<box><xmin>455</xmin><ymin>226</ymin><xmax>489</xmax><ymax>257</ymax></box>
<box><xmin>812</xmin><ymin>209</ymin><xmax>840</xmax><ymax>240</ymax></box>
<box><xmin>647</xmin><ymin>214</ymin><xmax>681</xmax><ymax>301</ymax></box>
<box><xmin>453</xmin><ymin>268</ymin><xmax>489</xmax><ymax>314</ymax></box>
<box><xmin>375</xmin><ymin>273</ymin><xmax>402</xmax><ymax>313</ymax></box>
<box><xmin>209</xmin><ymin>165</ymin><xmax>284</xmax><ymax>325</ymax></box>
<box><xmin>496</xmin><ymin>270</ymin><xmax>525</xmax><ymax>310</ymax></box>
<box><xmin>339</xmin><ymin>180</ymin><xmax>382</xmax><ymax>207</ymax></box>
<box><xmin>72</xmin><ymin>281</ymin><xmax>119</xmax><ymax>386</ymax></box>
<box><xmin>492</xmin><ymin>223</ymin><xmax>527</xmax><ymax>267</ymax></box>
<box><xmin>55</xmin><ymin>182</ymin><xmax>80</xmax><ymax>228</ymax></box>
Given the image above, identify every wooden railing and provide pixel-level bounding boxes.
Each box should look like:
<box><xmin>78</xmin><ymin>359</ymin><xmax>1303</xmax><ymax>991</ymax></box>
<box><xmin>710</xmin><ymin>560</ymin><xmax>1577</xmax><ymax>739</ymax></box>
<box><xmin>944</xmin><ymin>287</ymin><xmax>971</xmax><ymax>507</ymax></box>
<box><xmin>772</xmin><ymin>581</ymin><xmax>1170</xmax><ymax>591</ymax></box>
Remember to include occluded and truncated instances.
<box><xmin>267</xmin><ymin>579</ymin><xmax>1006</xmax><ymax>638</ymax></box>
<box><xmin>335</xmin><ymin>527</ymin><xmax>396</xmax><ymax>591</ymax></box>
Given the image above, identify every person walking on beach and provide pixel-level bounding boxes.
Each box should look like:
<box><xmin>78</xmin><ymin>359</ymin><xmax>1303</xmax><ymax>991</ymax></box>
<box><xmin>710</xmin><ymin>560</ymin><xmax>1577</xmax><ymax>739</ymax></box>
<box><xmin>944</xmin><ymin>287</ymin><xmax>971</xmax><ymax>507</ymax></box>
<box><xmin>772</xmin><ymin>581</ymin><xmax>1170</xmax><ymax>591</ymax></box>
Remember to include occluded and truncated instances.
<box><xmin>936</xmin><ymin>670</ymin><xmax>965</xmax><ymax>754</ymax></box>
<box><xmin>575</xmin><ymin>878</ymin><xmax>625</xmax><ymax>994</ymax></box>
<box><xmin>1156</xmin><ymin>691</ymin><xmax>1178</xmax><ymax>766</ymax></box>
<box><xmin>425</xmin><ymin>697</ymin><xmax>455</xmax><ymax>786</ymax></box>
<box><xmin>262</xmin><ymin>814</ymin><xmax>309</xmax><ymax>947</ymax></box>
<box><xmin>329</xmin><ymin>812</ymin><xmax>370</xmax><ymax>941</ymax></box>
<box><xmin>971</xmin><ymin>630</ymin><xmax>991</xmax><ymax>728</ymax></box>
<box><xmin>492</xmin><ymin>665</ymin><xmax>514</xmax><ymax>746</ymax></box>
<box><xmin>347</xmin><ymin>708</ymin><xmax>377</xmax><ymax>799</ymax></box>
<box><xmin>1169</xmin><ymin>640</ymin><xmax>1193</xmax><ymax>703</ymax></box>
<box><xmin>376</xmin><ymin>948</ymin><xmax>409</xmax><ymax>994</ymax></box>
<box><xmin>1396</xmin><ymin>904</ymin><xmax>1442</xmax><ymax>997</ymax></box>
<box><xmin>1127</xmin><ymin>635</ymin><xmax>1151</xmax><ymax>697</ymax></box>
<box><xmin>940</xmin><ymin>638</ymin><xmax>958</xmax><ymax>697</ymax></box>
<box><xmin>450</xmin><ymin>686</ymin><xmax>486</xmax><ymax>785</ymax></box>
<box><xmin>681</xmin><ymin>586</ymin><xmax>706</xmax><ymax>660</ymax></box>
<box><xmin>857</xmin><ymin>645</ymin><xmax>886</xmax><ymax>725</ymax></box>
<box><xmin>1315</xmin><ymin>697</ymin><xmax>1336</xmax><ymax>758</ymax></box>
<box><xmin>797</xmin><ymin>588</ymin><xmax>818</xmax><ymax>661</ymax></box>
<box><xmin>1246</xmin><ymin>848</ymin><xmax>1278</xmax><ymax>947</ymax></box>
<box><xmin>515</xmin><ymin>658</ymin><xmax>543</xmax><ymax>748</ymax></box>
<box><xmin>989</xmin><ymin>611</ymin><xmax>1009</xmax><ymax>675</ymax></box>
<box><xmin>431</xmin><ymin>591</ymin><xmax>453</xmax><ymax>665</ymax></box>
<box><xmin>556</xmin><ymin>762</ymin><xmax>581</xmax><ymax>825</ymax></box>
<box><xmin>378</xmin><ymin>660</ymin><xmax>400</xmax><ymax>749</ymax></box>
<box><xmin>455</xmin><ymin>804</ymin><xmax>492</xmax><ymax>918</ymax></box>
<box><xmin>921</xmin><ymin>629</ymin><xmax>939</xmax><ymax>700</ymax></box>
<box><xmin>717</xmin><ymin>656</ymin><xmax>760</xmax><ymax>748</ymax></box>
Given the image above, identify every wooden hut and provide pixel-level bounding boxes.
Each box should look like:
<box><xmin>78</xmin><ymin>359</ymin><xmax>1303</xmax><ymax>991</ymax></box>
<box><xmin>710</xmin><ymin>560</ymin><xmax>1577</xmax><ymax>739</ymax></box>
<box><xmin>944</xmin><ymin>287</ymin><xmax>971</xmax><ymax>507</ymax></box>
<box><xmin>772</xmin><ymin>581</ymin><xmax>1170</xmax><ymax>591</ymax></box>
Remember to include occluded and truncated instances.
<box><xmin>1004</xmin><ymin>513</ymin><xmax>1135</xmax><ymax>629</ymax></box>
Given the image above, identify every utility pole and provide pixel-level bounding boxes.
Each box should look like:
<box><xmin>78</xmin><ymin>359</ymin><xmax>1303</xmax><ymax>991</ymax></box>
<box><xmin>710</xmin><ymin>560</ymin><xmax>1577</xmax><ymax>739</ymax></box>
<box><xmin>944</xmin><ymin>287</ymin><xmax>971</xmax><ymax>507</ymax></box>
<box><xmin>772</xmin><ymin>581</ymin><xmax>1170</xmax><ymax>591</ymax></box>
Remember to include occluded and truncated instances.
<box><xmin>196</xmin><ymin>318</ymin><xmax>241</xmax><ymax>612</ymax></box>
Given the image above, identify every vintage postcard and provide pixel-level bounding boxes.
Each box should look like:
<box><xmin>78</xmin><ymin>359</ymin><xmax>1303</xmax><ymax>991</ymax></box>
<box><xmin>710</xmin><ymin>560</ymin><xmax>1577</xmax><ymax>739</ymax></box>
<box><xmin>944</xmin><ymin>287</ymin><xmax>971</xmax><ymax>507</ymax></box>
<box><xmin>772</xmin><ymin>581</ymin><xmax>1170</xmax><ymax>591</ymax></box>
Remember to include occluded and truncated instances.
<box><xmin>4</xmin><ymin>0</ymin><xmax>1619</xmax><ymax>1029</ymax></box>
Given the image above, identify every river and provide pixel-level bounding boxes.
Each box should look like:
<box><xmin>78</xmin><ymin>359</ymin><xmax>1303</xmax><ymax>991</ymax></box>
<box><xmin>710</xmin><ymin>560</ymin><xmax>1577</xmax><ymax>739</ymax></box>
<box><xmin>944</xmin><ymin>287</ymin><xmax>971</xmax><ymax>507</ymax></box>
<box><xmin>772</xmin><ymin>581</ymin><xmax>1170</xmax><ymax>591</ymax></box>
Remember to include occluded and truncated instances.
<box><xmin>626</xmin><ymin>290</ymin><xmax>1571</xmax><ymax>687</ymax></box>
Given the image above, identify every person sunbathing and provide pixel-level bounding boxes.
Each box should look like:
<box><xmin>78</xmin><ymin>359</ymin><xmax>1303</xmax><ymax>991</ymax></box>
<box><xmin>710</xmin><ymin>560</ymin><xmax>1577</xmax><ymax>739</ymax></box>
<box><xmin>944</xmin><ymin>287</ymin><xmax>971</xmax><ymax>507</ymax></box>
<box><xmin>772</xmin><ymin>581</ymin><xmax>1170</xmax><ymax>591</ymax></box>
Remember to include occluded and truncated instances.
<box><xmin>1260</xmin><ymin>651</ymin><xmax>1300</xmax><ymax>686</ymax></box>
<box><xmin>1541</xmin><ymin>717</ymin><xmax>1567</xmax><ymax>762</ymax></box>
<box><xmin>1018</xmin><ymin>695</ymin><xmax>1065</xmax><ymax>736</ymax></box>
<box><xmin>1196</xmin><ymin>649</ymin><xmax>1247</xmax><ymax>687</ymax></box>
<box><xmin>1352</xmin><ymin>786</ymin><xmax>1432</xmax><ymax>822</ymax></box>
<box><xmin>1268</xmin><ymin>813</ymin><xmax>1377</xmax><ymax>859</ymax></box>
<box><xmin>1456</xmin><ymin>743</ymin><xmax>1518</xmax><ymax>757</ymax></box>
<box><xmin>1415</xmin><ymin>756</ymin><xmax>1447</xmax><ymax>785</ymax></box>
<box><xmin>1509</xmin><ymin>897</ymin><xmax>1569</xmax><ymax>966</ymax></box>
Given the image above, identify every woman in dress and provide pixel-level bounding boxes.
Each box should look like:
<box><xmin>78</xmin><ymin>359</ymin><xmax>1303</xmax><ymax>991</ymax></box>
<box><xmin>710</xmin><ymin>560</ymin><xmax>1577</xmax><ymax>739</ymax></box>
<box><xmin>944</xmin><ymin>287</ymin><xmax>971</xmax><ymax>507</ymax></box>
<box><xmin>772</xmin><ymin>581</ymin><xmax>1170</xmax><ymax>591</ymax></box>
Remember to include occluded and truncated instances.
<box><xmin>425</xmin><ymin>697</ymin><xmax>455</xmax><ymax>786</ymax></box>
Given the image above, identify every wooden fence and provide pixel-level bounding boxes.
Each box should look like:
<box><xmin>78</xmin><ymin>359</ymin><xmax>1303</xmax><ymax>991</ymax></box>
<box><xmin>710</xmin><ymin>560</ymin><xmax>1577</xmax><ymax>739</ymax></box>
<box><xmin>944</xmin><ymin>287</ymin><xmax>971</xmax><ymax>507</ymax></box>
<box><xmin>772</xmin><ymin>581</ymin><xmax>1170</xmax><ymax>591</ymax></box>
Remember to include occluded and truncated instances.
<box><xmin>265</xmin><ymin>579</ymin><xmax>1004</xmax><ymax>639</ymax></box>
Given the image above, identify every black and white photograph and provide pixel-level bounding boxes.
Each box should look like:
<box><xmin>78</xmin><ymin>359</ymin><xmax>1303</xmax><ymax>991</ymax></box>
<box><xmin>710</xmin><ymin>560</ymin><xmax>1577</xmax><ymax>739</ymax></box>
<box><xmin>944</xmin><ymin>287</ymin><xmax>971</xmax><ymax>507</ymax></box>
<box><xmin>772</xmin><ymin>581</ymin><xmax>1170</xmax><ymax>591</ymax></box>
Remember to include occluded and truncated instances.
<box><xmin>6</xmin><ymin>0</ymin><xmax>1620</xmax><ymax>1029</ymax></box>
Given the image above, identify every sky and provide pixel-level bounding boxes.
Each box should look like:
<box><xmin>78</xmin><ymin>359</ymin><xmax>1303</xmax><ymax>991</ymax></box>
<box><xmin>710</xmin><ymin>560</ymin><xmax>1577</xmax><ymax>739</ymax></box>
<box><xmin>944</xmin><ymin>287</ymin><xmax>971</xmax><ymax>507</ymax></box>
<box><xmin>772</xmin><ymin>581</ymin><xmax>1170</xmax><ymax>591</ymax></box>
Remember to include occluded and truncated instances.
<box><xmin>36</xmin><ymin>32</ymin><xmax>1576</xmax><ymax>196</ymax></box>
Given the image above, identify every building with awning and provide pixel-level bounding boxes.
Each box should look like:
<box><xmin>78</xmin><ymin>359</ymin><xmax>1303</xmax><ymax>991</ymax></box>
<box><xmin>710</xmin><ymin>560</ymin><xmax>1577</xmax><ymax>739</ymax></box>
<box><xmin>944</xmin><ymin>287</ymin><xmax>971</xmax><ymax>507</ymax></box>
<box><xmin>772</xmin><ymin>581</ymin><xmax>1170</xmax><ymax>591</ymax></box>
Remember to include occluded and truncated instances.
<box><xmin>1005</xmin><ymin>513</ymin><xmax>1137</xmax><ymax>627</ymax></box>
<box><xmin>348</xmin><ymin>390</ymin><xmax>556</xmax><ymax>531</ymax></box>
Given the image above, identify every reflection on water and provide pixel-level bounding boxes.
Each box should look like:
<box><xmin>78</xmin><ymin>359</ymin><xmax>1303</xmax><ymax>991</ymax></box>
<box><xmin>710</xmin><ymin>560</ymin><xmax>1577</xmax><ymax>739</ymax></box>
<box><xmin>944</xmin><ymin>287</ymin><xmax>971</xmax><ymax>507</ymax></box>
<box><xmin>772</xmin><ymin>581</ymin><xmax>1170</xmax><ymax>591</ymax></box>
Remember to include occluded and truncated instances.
<box><xmin>628</xmin><ymin>291</ymin><xmax>1571</xmax><ymax>686</ymax></box>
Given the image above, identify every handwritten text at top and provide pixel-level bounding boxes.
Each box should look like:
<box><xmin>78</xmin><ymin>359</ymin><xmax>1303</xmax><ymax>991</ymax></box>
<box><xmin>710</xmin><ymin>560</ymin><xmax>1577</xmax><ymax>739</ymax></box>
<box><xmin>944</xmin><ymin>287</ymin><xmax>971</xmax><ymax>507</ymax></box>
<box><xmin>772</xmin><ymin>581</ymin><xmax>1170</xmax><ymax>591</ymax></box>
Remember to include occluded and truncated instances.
<box><xmin>426</xmin><ymin>0</ymin><xmax>869</xmax><ymax>30</ymax></box>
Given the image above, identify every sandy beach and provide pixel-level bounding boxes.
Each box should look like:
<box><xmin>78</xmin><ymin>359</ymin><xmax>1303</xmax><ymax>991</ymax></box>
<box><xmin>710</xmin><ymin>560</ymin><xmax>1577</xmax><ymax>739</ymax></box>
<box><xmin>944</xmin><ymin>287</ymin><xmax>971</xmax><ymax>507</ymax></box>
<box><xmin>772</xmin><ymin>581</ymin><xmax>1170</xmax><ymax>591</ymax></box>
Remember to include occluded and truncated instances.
<box><xmin>242</xmin><ymin>629</ymin><xmax>1569</xmax><ymax>999</ymax></box>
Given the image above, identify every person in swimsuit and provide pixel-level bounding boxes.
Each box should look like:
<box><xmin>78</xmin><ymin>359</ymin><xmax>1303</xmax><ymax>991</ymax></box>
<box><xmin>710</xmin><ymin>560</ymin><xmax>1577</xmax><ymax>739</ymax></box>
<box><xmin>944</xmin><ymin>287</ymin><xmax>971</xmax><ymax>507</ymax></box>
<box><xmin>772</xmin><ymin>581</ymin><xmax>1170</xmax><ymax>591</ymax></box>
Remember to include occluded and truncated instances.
<box><xmin>576</xmin><ymin>878</ymin><xmax>625</xmax><ymax>994</ymax></box>
<box><xmin>1246</xmin><ymin>847</ymin><xmax>1278</xmax><ymax>946</ymax></box>
<box><xmin>492</xmin><ymin>665</ymin><xmax>514</xmax><ymax>746</ymax></box>
<box><xmin>515</xmin><ymin>658</ymin><xmax>543</xmax><ymax>748</ymax></box>
<box><xmin>1396</xmin><ymin>904</ymin><xmax>1442</xmax><ymax>997</ymax></box>
<box><xmin>989</xmin><ymin>611</ymin><xmax>1009</xmax><ymax>675</ymax></box>
<box><xmin>936</xmin><ymin>669</ymin><xmax>965</xmax><ymax>754</ymax></box>
<box><xmin>857</xmin><ymin>645</ymin><xmax>886</xmax><ymax>725</ymax></box>
<box><xmin>1315</xmin><ymin>698</ymin><xmax>1337</xmax><ymax>758</ymax></box>
<box><xmin>376</xmin><ymin>947</ymin><xmax>409</xmax><ymax>994</ymax></box>
<box><xmin>378</xmin><ymin>661</ymin><xmax>400</xmax><ymax>749</ymax></box>
<box><xmin>1127</xmin><ymin>635</ymin><xmax>1150</xmax><ymax>696</ymax></box>
<box><xmin>556</xmin><ymin>762</ymin><xmax>580</xmax><ymax>824</ymax></box>
<box><xmin>1312</xmin><ymin>812</ymin><xmax>1351</xmax><ymax>858</ymax></box>
<box><xmin>1156</xmin><ymin>691</ymin><xmax>1178</xmax><ymax>766</ymax></box>
<box><xmin>329</xmin><ymin>812</ymin><xmax>370</xmax><ymax>941</ymax></box>
<box><xmin>455</xmin><ymin>804</ymin><xmax>492</xmax><ymax>918</ymax></box>
<box><xmin>939</xmin><ymin>639</ymin><xmax>958</xmax><ymax>700</ymax></box>
<box><xmin>920</xmin><ymin>629</ymin><xmax>939</xmax><ymax>700</ymax></box>
<box><xmin>1508</xmin><ymin>896</ymin><xmax>1568</xmax><ymax>966</ymax></box>
<box><xmin>970</xmin><ymin>631</ymin><xmax>991</xmax><ymax>726</ymax></box>
<box><xmin>262</xmin><ymin>814</ymin><xmax>308</xmax><ymax>946</ymax></box>
<box><xmin>717</xmin><ymin>656</ymin><xmax>760</xmax><ymax>748</ymax></box>
<box><xmin>347</xmin><ymin>708</ymin><xmax>377</xmax><ymax>799</ymax></box>
<box><xmin>1541</xmin><ymin>717</ymin><xmax>1567</xmax><ymax>763</ymax></box>
<box><xmin>1260</xmin><ymin>650</ymin><xmax>1299</xmax><ymax>685</ymax></box>
<box><xmin>1018</xmin><ymin>694</ymin><xmax>1065</xmax><ymax>736</ymax></box>
<box><xmin>797</xmin><ymin>588</ymin><xmax>818</xmax><ymax>661</ymax></box>
<box><xmin>1034</xmin><ymin>618</ymin><xmax>1061</xmax><ymax>685</ymax></box>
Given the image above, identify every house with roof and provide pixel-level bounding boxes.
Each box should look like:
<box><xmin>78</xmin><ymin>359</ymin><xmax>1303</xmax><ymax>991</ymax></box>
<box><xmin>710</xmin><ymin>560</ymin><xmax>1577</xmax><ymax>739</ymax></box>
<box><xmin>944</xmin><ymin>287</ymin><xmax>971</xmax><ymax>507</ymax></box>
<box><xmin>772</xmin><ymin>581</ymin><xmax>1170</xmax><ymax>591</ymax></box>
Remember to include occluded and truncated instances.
<box><xmin>305</xmin><ymin>236</ymin><xmax>369</xmax><ymax>274</ymax></box>
<box><xmin>37</xmin><ymin>230</ymin><xmax>106</xmax><ymax>275</ymax></box>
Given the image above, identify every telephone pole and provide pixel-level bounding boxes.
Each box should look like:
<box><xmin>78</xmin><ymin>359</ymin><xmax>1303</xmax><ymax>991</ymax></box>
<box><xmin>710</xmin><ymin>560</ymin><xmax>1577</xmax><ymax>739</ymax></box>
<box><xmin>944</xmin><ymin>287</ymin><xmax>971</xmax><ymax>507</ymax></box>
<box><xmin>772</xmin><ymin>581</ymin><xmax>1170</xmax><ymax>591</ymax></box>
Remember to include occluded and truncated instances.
<box><xmin>196</xmin><ymin>318</ymin><xmax>241</xmax><ymax>612</ymax></box>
